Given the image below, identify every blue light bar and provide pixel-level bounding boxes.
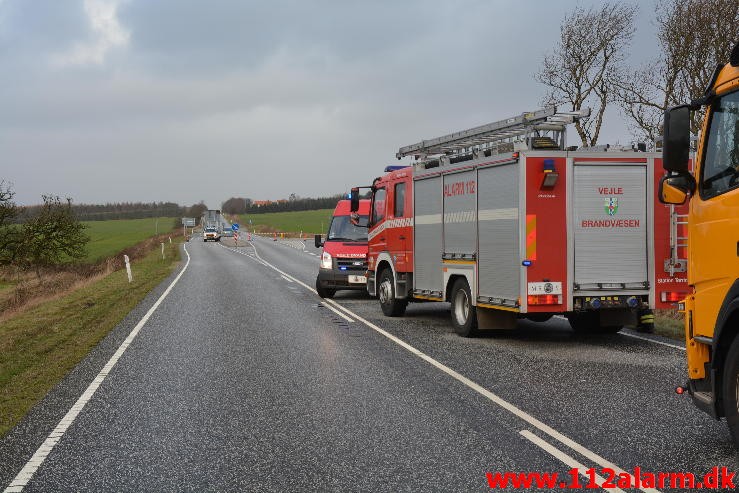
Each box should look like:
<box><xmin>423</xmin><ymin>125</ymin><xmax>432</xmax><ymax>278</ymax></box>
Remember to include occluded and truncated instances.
<box><xmin>522</xmin><ymin>260</ymin><xmax>532</xmax><ymax>267</ymax></box>
<box><xmin>384</xmin><ymin>165</ymin><xmax>411</xmax><ymax>172</ymax></box>
<box><xmin>339</xmin><ymin>266</ymin><xmax>347</xmax><ymax>271</ymax></box>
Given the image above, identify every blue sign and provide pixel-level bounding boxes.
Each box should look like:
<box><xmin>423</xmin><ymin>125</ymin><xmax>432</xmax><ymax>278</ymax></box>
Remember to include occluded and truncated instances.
<box><xmin>232</xmin><ymin>223</ymin><xmax>239</xmax><ymax>231</ymax></box>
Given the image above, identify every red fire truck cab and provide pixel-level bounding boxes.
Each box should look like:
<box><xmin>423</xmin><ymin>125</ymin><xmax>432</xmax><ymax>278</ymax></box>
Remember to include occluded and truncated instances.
<box><xmin>351</xmin><ymin>107</ymin><xmax>688</xmax><ymax>336</ymax></box>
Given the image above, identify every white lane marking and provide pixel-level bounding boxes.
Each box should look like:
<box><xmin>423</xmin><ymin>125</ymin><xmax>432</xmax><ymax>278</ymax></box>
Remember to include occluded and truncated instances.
<box><xmin>520</xmin><ymin>430</ymin><xmax>627</xmax><ymax>493</ymax></box>
<box><xmin>280</xmin><ymin>275</ymin><xmax>294</xmax><ymax>283</ymax></box>
<box><xmin>554</xmin><ymin>315</ymin><xmax>686</xmax><ymax>352</ymax></box>
<box><xmin>227</xmin><ymin>242</ymin><xmax>354</xmax><ymax>324</ymax></box>
<box><xmin>619</xmin><ymin>331</ymin><xmax>685</xmax><ymax>351</ymax></box>
<box><xmin>243</xmin><ymin>241</ymin><xmax>656</xmax><ymax>492</ymax></box>
<box><xmin>4</xmin><ymin>245</ymin><xmax>192</xmax><ymax>493</ymax></box>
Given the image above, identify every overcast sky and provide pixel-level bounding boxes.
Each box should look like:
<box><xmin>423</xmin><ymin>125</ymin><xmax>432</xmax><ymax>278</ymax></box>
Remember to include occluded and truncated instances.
<box><xmin>0</xmin><ymin>0</ymin><xmax>660</xmax><ymax>208</ymax></box>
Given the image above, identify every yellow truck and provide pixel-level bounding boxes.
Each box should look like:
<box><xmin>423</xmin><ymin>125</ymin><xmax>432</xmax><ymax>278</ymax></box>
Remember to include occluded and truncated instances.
<box><xmin>660</xmin><ymin>41</ymin><xmax>739</xmax><ymax>445</ymax></box>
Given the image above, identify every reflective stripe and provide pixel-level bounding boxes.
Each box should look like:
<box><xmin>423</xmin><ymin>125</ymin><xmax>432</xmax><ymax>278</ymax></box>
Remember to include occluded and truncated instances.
<box><xmin>368</xmin><ymin>217</ymin><xmax>414</xmax><ymax>241</ymax></box>
<box><xmin>478</xmin><ymin>208</ymin><xmax>518</xmax><ymax>221</ymax></box>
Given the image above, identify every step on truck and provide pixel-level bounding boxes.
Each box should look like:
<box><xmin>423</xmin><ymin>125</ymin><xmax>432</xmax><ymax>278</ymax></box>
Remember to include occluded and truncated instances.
<box><xmin>659</xmin><ymin>41</ymin><xmax>739</xmax><ymax>445</ymax></box>
<box><xmin>351</xmin><ymin>106</ymin><xmax>688</xmax><ymax>336</ymax></box>
<box><xmin>314</xmin><ymin>199</ymin><xmax>371</xmax><ymax>298</ymax></box>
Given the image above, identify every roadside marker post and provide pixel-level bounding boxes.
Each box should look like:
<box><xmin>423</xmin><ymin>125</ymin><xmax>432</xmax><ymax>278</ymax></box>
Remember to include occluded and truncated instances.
<box><xmin>124</xmin><ymin>255</ymin><xmax>132</xmax><ymax>283</ymax></box>
<box><xmin>161</xmin><ymin>243</ymin><xmax>165</xmax><ymax>259</ymax></box>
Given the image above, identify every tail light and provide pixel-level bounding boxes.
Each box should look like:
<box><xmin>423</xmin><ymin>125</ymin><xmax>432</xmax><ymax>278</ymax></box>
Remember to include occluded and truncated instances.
<box><xmin>661</xmin><ymin>291</ymin><xmax>686</xmax><ymax>303</ymax></box>
<box><xmin>527</xmin><ymin>294</ymin><xmax>562</xmax><ymax>305</ymax></box>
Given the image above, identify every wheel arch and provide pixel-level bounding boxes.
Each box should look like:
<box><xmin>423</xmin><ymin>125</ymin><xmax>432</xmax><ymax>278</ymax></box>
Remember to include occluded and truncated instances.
<box><xmin>445</xmin><ymin>274</ymin><xmax>468</xmax><ymax>302</ymax></box>
<box><xmin>712</xmin><ymin>281</ymin><xmax>739</xmax><ymax>374</ymax></box>
<box><xmin>443</xmin><ymin>267</ymin><xmax>475</xmax><ymax>303</ymax></box>
<box><xmin>374</xmin><ymin>252</ymin><xmax>398</xmax><ymax>295</ymax></box>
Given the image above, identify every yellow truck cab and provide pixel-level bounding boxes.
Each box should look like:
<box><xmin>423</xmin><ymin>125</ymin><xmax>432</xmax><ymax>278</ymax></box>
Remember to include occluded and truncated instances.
<box><xmin>660</xmin><ymin>41</ymin><xmax>739</xmax><ymax>444</ymax></box>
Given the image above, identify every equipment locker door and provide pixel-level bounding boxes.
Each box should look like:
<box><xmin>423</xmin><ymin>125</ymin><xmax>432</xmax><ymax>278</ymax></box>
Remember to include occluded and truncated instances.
<box><xmin>388</xmin><ymin>180</ymin><xmax>410</xmax><ymax>273</ymax></box>
<box><xmin>573</xmin><ymin>163</ymin><xmax>648</xmax><ymax>289</ymax></box>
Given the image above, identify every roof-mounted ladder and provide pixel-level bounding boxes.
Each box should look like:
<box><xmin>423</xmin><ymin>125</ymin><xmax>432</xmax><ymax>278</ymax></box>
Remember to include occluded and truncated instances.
<box><xmin>396</xmin><ymin>106</ymin><xmax>591</xmax><ymax>159</ymax></box>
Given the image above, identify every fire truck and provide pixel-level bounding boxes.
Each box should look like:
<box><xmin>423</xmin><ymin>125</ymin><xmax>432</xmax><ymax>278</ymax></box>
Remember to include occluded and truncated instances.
<box><xmin>350</xmin><ymin>107</ymin><xmax>688</xmax><ymax>336</ymax></box>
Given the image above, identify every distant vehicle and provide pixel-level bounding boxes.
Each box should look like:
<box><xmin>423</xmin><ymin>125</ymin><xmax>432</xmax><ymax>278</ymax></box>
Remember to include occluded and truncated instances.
<box><xmin>203</xmin><ymin>227</ymin><xmax>221</xmax><ymax>242</ymax></box>
<box><xmin>314</xmin><ymin>199</ymin><xmax>371</xmax><ymax>298</ymax></box>
<box><xmin>222</xmin><ymin>229</ymin><xmax>234</xmax><ymax>237</ymax></box>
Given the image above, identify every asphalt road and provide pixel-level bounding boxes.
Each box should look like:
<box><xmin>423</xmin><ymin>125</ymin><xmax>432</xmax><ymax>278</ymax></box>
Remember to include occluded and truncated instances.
<box><xmin>1</xmin><ymin>235</ymin><xmax>736</xmax><ymax>492</ymax></box>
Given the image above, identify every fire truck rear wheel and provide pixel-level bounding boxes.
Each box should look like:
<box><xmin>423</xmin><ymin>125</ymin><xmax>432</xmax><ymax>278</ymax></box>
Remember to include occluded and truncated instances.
<box><xmin>451</xmin><ymin>278</ymin><xmax>478</xmax><ymax>337</ymax></box>
<box><xmin>378</xmin><ymin>268</ymin><xmax>406</xmax><ymax>317</ymax></box>
<box><xmin>722</xmin><ymin>336</ymin><xmax>739</xmax><ymax>448</ymax></box>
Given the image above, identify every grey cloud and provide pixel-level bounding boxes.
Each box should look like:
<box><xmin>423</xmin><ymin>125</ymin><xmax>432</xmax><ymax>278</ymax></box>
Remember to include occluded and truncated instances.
<box><xmin>0</xmin><ymin>0</ymin><xmax>658</xmax><ymax>208</ymax></box>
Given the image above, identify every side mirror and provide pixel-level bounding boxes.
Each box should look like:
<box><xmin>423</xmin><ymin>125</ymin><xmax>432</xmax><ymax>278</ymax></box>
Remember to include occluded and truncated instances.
<box><xmin>663</xmin><ymin>105</ymin><xmax>691</xmax><ymax>173</ymax></box>
<box><xmin>659</xmin><ymin>173</ymin><xmax>696</xmax><ymax>205</ymax></box>
<box><xmin>314</xmin><ymin>234</ymin><xmax>323</xmax><ymax>248</ymax></box>
<box><xmin>350</xmin><ymin>188</ymin><xmax>360</xmax><ymax>213</ymax></box>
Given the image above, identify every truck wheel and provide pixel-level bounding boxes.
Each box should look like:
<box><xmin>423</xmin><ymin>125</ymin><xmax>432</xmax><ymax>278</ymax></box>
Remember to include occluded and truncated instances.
<box><xmin>203</xmin><ymin>239</ymin><xmax>207</xmax><ymax>242</ymax></box>
<box><xmin>315</xmin><ymin>277</ymin><xmax>335</xmax><ymax>299</ymax></box>
<box><xmin>450</xmin><ymin>278</ymin><xmax>478</xmax><ymax>337</ymax></box>
<box><xmin>723</xmin><ymin>336</ymin><xmax>739</xmax><ymax>448</ymax></box>
<box><xmin>378</xmin><ymin>269</ymin><xmax>406</xmax><ymax>317</ymax></box>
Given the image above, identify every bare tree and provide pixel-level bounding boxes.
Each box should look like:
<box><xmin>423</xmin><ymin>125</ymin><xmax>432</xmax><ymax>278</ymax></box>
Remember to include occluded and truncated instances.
<box><xmin>536</xmin><ymin>3</ymin><xmax>637</xmax><ymax>147</ymax></box>
<box><xmin>617</xmin><ymin>0</ymin><xmax>739</xmax><ymax>142</ymax></box>
<box><xmin>0</xmin><ymin>180</ymin><xmax>23</xmax><ymax>266</ymax></box>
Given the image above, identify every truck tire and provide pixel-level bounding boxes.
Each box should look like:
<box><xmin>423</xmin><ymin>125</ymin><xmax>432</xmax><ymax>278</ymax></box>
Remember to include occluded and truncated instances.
<box><xmin>450</xmin><ymin>278</ymin><xmax>478</xmax><ymax>337</ymax></box>
<box><xmin>723</xmin><ymin>336</ymin><xmax>739</xmax><ymax>448</ymax></box>
<box><xmin>378</xmin><ymin>268</ymin><xmax>406</xmax><ymax>317</ymax></box>
<box><xmin>315</xmin><ymin>277</ymin><xmax>335</xmax><ymax>299</ymax></box>
<box><xmin>203</xmin><ymin>239</ymin><xmax>207</xmax><ymax>242</ymax></box>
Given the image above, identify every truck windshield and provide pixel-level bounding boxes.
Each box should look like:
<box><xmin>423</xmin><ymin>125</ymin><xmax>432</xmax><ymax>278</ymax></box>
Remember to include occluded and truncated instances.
<box><xmin>327</xmin><ymin>215</ymin><xmax>369</xmax><ymax>242</ymax></box>
<box><xmin>700</xmin><ymin>90</ymin><xmax>739</xmax><ymax>199</ymax></box>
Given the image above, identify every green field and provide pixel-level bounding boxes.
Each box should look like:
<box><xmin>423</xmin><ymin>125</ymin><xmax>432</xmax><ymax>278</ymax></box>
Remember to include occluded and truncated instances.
<box><xmin>238</xmin><ymin>209</ymin><xmax>333</xmax><ymax>235</ymax></box>
<box><xmin>81</xmin><ymin>217</ymin><xmax>177</xmax><ymax>262</ymax></box>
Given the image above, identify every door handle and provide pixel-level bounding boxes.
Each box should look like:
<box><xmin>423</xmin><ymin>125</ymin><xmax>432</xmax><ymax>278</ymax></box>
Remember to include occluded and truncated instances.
<box><xmin>399</xmin><ymin>235</ymin><xmax>406</xmax><ymax>240</ymax></box>
<box><xmin>379</xmin><ymin>237</ymin><xmax>385</xmax><ymax>242</ymax></box>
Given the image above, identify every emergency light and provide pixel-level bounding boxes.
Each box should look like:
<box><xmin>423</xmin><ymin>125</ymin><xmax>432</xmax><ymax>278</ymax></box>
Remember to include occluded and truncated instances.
<box><xmin>540</xmin><ymin>159</ymin><xmax>559</xmax><ymax>189</ymax></box>
<box><xmin>384</xmin><ymin>165</ymin><xmax>410</xmax><ymax>172</ymax></box>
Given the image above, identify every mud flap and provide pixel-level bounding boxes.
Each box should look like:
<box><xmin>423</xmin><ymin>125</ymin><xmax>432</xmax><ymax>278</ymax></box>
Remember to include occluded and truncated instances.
<box><xmin>476</xmin><ymin>307</ymin><xmax>517</xmax><ymax>330</ymax></box>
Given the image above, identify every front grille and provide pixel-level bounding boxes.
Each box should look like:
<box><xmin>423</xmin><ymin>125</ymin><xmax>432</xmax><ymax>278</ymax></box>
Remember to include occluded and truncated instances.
<box><xmin>336</xmin><ymin>259</ymin><xmax>367</xmax><ymax>272</ymax></box>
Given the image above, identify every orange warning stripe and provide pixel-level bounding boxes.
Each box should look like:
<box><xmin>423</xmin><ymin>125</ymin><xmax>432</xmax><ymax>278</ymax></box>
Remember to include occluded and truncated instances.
<box><xmin>526</xmin><ymin>214</ymin><xmax>537</xmax><ymax>261</ymax></box>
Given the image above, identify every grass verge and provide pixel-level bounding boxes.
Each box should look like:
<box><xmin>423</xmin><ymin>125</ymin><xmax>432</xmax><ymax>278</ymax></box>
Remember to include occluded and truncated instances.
<box><xmin>0</xmin><ymin>240</ymin><xmax>182</xmax><ymax>437</ymax></box>
<box><xmin>81</xmin><ymin>217</ymin><xmax>178</xmax><ymax>262</ymax></box>
<box><xmin>237</xmin><ymin>209</ymin><xmax>333</xmax><ymax>235</ymax></box>
<box><xmin>654</xmin><ymin>310</ymin><xmax>685</xmax><ymax>341</ymax></box>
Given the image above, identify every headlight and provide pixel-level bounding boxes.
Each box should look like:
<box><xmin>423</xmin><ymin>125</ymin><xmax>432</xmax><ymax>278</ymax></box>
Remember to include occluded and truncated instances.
<box><xmin>320</xmin><ymin>252</ymin><xmax>332</xmax><ymax>269</ymax></box>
